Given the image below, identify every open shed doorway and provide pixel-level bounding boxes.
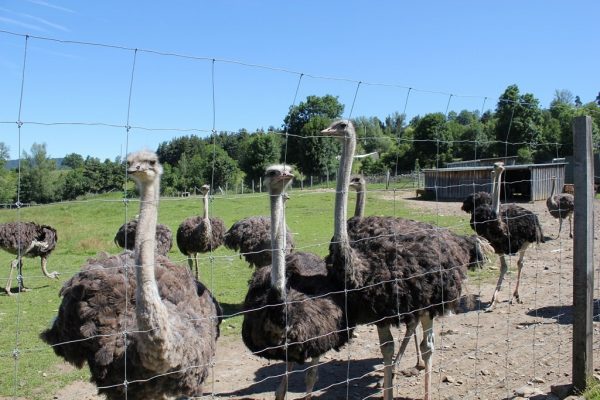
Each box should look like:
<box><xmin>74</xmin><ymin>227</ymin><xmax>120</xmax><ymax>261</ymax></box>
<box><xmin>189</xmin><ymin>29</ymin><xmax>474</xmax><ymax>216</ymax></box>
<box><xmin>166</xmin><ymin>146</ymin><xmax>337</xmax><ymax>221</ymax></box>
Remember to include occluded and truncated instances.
<box><xmin>501</xmin><ymin>168</ymin><xmax>531</xmax><ymax>202</ymax></box>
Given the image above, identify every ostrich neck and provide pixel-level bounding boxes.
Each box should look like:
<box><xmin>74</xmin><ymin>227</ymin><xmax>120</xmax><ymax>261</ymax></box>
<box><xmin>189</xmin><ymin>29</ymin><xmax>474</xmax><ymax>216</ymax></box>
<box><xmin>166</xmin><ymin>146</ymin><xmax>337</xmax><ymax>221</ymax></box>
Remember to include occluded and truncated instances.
<box><xmin>135</xmin><ymin>178</ymin><xmax>173</xmax><ymax>361</ymax></box>
<box><xmin>202</xmin><ymin>193</ymin><xmax>212</xmax><ymax>237</ymax></box>
<box><xmin>270</xmin><ymin>191</ymin><xmax>286</xmax><ymax>297</ymax></box>
<box><xmin>491</xmin><ymin>169</ymin><xmax>502</xmax><ymax>216</ymax></box>
<box><xmin>333</xmin><ymin>134</ymin><xmax>356</xmax><ymax>249</ymax></box>
<box><xmin>354</xmin><ymin>188</ymin><xmax>365</xmax><ymax>217</ymax></box>
<box><xmin>203</xmin><ymin>194</ymin><xmax>210</xmax><ymax>219</ymax></box>
<box><xmin>550</xmin><ymin>179</ymin><xmax>557</xmax><ymax>199</ymax></box>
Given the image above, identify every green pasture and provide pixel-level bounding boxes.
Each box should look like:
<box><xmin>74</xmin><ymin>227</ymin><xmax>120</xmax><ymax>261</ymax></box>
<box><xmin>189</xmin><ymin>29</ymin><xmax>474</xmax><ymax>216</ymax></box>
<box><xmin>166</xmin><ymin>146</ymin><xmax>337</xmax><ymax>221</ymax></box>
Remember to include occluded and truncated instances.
<box><xmin>0</xmin><ymin>185</ymin><xmax>474</xmax><ymax>399</ymax></box>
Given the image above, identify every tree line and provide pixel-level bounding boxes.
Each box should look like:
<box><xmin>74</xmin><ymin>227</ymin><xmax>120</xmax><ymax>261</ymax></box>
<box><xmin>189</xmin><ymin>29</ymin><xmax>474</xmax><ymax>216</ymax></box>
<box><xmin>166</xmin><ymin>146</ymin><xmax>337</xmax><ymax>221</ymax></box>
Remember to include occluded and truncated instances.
<box><xmin>1</xmin><ymin>85</ymin><xmax>598</xmax><ymax>205</ymax></box>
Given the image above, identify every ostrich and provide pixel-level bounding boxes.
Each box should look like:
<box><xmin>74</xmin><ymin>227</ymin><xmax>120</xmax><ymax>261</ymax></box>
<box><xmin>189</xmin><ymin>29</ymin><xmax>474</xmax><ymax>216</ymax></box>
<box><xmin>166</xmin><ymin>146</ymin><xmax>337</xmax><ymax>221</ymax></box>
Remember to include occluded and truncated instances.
<box><xmin>114</xmin><ymin>216</ymin><xmax>173</xmax><ymax>256</ymax></box>
<box><xmin>176</xmin><ymin>184</ymin><xmax>225</xmax><ymax>278</ymax></box>
<box><xmin>223</xmin><ymin>213</ymin><xmax>294</xmax><ymax>269</ymax></box>
<box><xmin>546</xmin><ymin>176</ymin><xmax>574</xmax><ymax>238</ymax></box>
<box><xmin>462</xmin><ymin>162</ymin><xmax>544</xmax><ymax>311</ymax></box>
<box><xmin>348</xmin><ymin>174</ymin><xmax>425</xmax><ymax>372</ymax></box>
<box><xmin>242</xmin><ymin>164</ymin><xmax>353</xmax><ymax>400</ymax></box>
<box><xmin>323</xmin><ymin>120</ymin><xmax>491</xmax><ymax>400</ymax></box>
<box><xmin>0</xmin><ymin>221</ymin><xmax>58</xmax><ymax>295</ymax></box>
<box><xmin>41</xmin><ymin>150</ymin><xmax>221</xmax><ymax>400</ymax></box>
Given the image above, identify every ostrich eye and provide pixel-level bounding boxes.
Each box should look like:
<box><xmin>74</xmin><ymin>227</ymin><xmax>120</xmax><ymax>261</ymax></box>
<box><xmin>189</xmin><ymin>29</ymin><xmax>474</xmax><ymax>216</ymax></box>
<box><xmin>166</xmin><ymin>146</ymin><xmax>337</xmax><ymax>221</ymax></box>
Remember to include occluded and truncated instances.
<box><xmin>149</xmin><ymin>160</ymin><xmax>156</xmax><ymax>166</ymax></box>
<box><xmin>339</xmin><ymin>123</ymin><xmax>347</xmax><ymax>129</ymax></box>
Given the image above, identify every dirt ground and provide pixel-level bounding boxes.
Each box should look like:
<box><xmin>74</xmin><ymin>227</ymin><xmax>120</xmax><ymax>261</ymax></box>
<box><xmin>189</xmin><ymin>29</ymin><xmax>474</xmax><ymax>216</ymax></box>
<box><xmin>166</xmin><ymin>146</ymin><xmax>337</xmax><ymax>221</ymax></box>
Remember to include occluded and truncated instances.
<box><xmin>50</xmin><ymin>193</ymin><xmax>600</xmax><ymax>400</ymax></box>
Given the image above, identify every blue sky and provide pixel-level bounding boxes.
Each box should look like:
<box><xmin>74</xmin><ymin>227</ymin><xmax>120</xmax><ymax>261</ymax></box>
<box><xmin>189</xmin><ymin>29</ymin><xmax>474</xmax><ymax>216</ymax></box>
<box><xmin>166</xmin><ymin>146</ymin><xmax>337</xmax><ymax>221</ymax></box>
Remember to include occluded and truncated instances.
<box><xmin>0</xmin><ymin>0</ymin><xmax>598</xmax><ymax>161</ymax></box>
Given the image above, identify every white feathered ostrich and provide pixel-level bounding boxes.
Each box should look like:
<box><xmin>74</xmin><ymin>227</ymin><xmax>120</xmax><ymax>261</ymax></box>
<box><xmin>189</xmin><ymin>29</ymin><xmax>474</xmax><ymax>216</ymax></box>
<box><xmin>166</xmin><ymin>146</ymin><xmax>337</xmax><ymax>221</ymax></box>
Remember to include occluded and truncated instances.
<box><xmin>176</xmin><ymin>184</ymin><xmax>225</xmax><ymax>278</ymax></box>
<box><xmin>114</xmin><ymin>215</ymin><xmax>173</xmax><ymax>256</ymax></box>
<box><xmin>349</xmin><ymin>175</ymin><xmax>425</xmax><ymax>373</ymax></box>
<box><xmin>546</xmin><ymin>176</ymin><xmax>574</xmax><ymax>239</ymax></box>
<box><xmin>41</xmin><ymin>150</ymin><xmax>221</xmax><ymax>400</ymax></box>
<box><xmin>0</xmin><ymin>221</ymin><xmax>58</xmax><ymax>295</ymax></box>
<box><xmin>462</xmin><ymin>162</ymin><xmax>544</xmax><ymax>311</ymax></box>
<box><xmin>323</xmin><ymin>120</ymin><xmax>491</xmax><ymax>400</ymax></box>
<box><xmin>242</xmin><ymin>164</ymin><xmax>353</xmax><ymax>400</ymax></box>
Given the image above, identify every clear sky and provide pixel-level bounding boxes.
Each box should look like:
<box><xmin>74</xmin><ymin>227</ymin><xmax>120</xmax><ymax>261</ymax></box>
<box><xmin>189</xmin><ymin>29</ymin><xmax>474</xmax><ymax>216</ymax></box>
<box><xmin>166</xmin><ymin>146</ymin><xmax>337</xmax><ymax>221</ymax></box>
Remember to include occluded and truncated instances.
<box><xmin>0</xmin><ymin>1</ymin><xmax>598</xmax><ymax>161</ymax></box>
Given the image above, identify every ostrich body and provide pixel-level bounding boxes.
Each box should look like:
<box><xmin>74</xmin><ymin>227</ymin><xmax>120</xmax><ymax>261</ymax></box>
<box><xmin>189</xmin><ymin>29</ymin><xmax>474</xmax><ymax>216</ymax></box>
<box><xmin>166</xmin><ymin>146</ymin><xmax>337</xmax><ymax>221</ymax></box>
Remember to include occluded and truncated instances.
<box><xmin>224</xmin><ymin>215</ymin><xmax>294</xmax><ymax>269</ymax></box>
<box><xmin>114</xmin><ymin>217</ymin><xmax>173</xmax><ymax>256</ymax></box>
<box><xmin>0</xmin><ymin>221</ymin><xmax>58</xmax><ymax>295</ymax></box>
<box><xmin>176</xmin><ymin>184</ymin><xmax>225</xmax><ymax>278</ymax></box>
<box><xmin>41</xmin><ymin>150</ymin><xmax>221</xmax><ymax>400</ymax></box>
<box><xmin>546</xmin><ymin>176</ymin><xmax>574</xmax><ymax>238</ymax></box>
<box><xmin>323</xmin><ymin>120</ymin><xmax>490</xmax><ymax>400</ymax></box>
<box><xmin>462</xmin><ymin>162</ymin><xmax>544</xmax><ymax>311</ymax></box>
<box><xmin>242</xmin><ymin>164</ymin><xmax>353</xmax><ymax>400</ymax></box>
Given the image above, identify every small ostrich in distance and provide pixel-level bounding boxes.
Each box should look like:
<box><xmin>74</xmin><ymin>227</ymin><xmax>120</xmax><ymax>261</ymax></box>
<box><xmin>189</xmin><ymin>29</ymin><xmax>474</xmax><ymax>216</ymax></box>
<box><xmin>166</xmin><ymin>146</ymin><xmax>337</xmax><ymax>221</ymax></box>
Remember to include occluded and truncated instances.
<box><xmin>114</xmin><ymin>216</ymin><xmax>173</xmax><ymax>256</ymax></box>
<box><xmin>323</xmin><ymin>120</ymin><xmax>491</xmax><ymax>400</ymax></box>
<box><xmin>41</xmin><ymin>150</ymin><xmax>221</xmax><ymax>400</ymax></box>
<box><xmin>242</xmin><ymin>164</ymin><xmax>353</xmax><ymax>400</ymax></box>
<box><xmin>0</xmin><ymin>221</ymin><xmax>58</xmax><ymax>295</ymax></box>
<box><xmin>462</xmin><ymin>162</ymin><xmax>544</xmax><ymax>311</ymax></box>
<box><xmin>177</xmin><ymin>184</ymin><xmax>225</xmax><ymax>278</ymax></box>
<box><xmin>348</xmin><ymin>175</ymin><xmax>425</xmax><ymax>372</ymax></box>
<box><xmin>546</xmin><ymin>176</ymin><xmax>574</xmax><ymax>238</ymax></box>
<box><xmin>224</xmin><ymin>213</ymin><xmax>295</xmax><ymax>269</ymax></box>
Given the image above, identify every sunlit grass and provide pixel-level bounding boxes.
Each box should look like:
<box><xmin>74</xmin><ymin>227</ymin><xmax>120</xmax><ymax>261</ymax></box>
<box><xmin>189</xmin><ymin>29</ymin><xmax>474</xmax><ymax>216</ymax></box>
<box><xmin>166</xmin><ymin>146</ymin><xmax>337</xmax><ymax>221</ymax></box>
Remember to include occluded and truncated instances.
<box><xmin>0</xmin><ymin>186</ymin><xmax>473</xmax><ymax>399</ymax></box>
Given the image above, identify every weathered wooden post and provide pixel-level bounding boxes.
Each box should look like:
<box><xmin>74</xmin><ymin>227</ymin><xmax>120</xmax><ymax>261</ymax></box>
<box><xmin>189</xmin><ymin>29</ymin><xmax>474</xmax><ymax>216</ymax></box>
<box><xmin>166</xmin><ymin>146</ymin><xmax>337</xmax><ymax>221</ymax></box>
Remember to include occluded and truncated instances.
<box><xmin>572</xmin><ymin>115</ymin><xmax>594</xmax><ymax>393</ymax></box>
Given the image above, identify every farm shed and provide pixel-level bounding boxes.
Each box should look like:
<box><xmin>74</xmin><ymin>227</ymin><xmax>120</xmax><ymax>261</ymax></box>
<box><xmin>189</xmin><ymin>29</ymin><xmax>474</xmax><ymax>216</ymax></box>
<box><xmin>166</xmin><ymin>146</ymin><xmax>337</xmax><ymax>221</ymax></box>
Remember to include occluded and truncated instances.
<box><xmin>422</xmin><ymin>162</ymin><xmax>567</xmax><ymax>201</ymax></box>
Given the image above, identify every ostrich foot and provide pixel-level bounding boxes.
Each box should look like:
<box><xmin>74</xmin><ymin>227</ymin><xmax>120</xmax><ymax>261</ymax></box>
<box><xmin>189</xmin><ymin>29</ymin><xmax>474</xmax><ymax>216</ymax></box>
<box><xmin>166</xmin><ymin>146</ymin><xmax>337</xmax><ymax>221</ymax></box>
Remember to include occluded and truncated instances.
<box><xmin>400</xmin><ymin>366</ymin><xmax>422</xmax><ymax>377</ymax></box>
<box><xmin>509</xmin><ymin>296</ymin><xmax>523</xmax><ymax>305</ymax></box>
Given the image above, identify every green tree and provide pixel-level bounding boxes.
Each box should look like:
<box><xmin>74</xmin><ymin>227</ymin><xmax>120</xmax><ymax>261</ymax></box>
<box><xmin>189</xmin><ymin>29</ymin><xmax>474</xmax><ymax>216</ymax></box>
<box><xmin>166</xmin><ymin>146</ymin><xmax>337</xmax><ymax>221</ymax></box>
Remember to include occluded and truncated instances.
<box><xmin>20</xmin><ymin>143</ymin><xmax>57</xmax><ymax>203</ymax></box>
<box><xmin>239</xmin><ymin>132</ymin><xmax>282</xmax><ymax>185</ymax></box>
<box><xmin>412</xmin><ymin>113</ymin><xmax>453</xmax><ymax>167</ymax></box>
<box><xmin>62</xmin><ymin>153</ymin><xmax>85</xmax><ymax>169</ymax></box>
<box><xmin>283</xmin><ymin>95</ymin><xmax>344</xmax><ymax>177</ymax></box>
<box><xmin>494</xmin><ymin>85</ymin><xmax>544</xmax><ymax>160</ymax></box>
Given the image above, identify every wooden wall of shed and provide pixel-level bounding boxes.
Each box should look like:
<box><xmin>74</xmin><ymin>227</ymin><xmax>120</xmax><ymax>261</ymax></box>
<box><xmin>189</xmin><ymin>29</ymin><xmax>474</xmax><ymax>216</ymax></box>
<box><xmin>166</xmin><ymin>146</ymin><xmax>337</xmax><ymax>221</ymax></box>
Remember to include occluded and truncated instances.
<box><xmin>424</xmin><ymin>169</ymin><xmax>492</xmax><ymax>200</ymax></box>
<box><xmin>531</xmin><ymin>165</ymin><xmax>566</xmax><ymax>201</ymax></box>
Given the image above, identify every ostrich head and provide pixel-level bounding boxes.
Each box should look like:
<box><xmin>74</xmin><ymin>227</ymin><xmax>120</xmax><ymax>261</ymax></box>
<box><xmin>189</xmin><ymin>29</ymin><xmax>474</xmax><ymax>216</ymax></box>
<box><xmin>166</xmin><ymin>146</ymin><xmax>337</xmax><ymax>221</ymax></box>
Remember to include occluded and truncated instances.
<box><xmin>263</xmin><ymin>164</ymin><xmax>294</xmax><ymax>195</ymax></box>
<box><xmin>200</xmin><ymin>184</ymin><xmax>211</xmax><ymax>196</ymax></box>
<box><xmin>349</xmin><ymin>175</ymin><xmax>365</xmax><ymax>192</ymax></box>
<box><xmin>320</xmin><ymin>119</ymin><xmax>356</xmax><ymax>141</ymax></box>
<box><xmin>127</xmin><ymin>150</ymin><xmax>163</xmax><ymax>185</ymax></box>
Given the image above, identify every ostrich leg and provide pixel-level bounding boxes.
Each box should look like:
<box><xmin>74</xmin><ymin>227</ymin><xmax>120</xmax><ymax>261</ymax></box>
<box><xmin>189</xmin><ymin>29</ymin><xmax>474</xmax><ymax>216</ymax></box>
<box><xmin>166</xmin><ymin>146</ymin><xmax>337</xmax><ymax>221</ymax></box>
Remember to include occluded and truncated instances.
<box><xmin>304</xmin><ymin>357</ymin><xmax>320</xmax><ymax>399</ymax></box>
<box><xmin>420</xmin><ymin>315</ymin><xmax>435</xmax><ymax>400</ymax></box>
<box><xmin>485</xmin><ymin>255</ymin><xmax>509</xmax><ymax>312</ymax></box>
<box><xmin>510</xmin><ymin>244</ymin><xmax>529</xmax><ymax>305</ymax></box>
<box><xmin>568</xmin><ymin>215</ymin><xmax>573</xmax><ymax>239</ymax></box>
<box><xmin>4</xmin><ymin>259</ymin><xmax>18</xmax><ymax>295</ymax></box>
<box><xmin>377</xmin><ymin>324</ymin><xmax>395</xmax><ymax>400</ymax></box>
<box><xmin>275</xmin><ymin>362</ymin><xmax>293</xmax><ymax>400</ymax></box>
<box><xmin>557</xmin><ymin>217</ymin><xmax>563</xmax><ymax>239</ymax></box>
<box><xmin>393</xmin><ymin>319</ymin><xmax>424</xmax><ymax>373</ymax></box>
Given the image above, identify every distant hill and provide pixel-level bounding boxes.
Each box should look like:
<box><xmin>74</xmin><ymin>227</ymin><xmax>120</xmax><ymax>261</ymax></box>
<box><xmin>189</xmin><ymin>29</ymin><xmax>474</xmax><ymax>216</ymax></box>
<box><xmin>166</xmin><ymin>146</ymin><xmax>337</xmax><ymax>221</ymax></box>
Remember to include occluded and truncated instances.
<box><xmin>4</xmin><ymin>158</ymin><xmax>64</xmax><ymax>170</ymax></box>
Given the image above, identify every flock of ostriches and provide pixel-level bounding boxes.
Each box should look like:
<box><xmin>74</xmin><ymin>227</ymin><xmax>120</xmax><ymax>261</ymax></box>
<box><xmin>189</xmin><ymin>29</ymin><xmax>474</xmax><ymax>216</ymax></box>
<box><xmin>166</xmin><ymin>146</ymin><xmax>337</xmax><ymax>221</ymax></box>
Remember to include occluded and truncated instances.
<box><xmin>0</xmin><ymin>121</ymin><xmax>576</xmax><ymax>400</ymax></box>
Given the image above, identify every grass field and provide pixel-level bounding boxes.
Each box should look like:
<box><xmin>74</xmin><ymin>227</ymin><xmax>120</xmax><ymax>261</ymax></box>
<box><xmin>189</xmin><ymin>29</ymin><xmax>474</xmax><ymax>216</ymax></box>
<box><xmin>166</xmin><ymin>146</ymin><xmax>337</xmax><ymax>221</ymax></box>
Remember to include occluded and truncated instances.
<box><xmin>0</xmin><ymin>184</ymin><xmax>474</xmax><ymax>399</ymax></box>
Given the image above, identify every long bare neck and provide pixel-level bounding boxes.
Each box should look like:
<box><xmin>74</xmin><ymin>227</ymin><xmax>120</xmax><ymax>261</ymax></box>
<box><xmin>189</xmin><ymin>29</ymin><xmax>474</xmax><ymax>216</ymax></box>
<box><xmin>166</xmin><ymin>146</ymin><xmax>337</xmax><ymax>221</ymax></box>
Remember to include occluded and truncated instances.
<box><xmin>491</xmin><ymin>169</ymin><xmax>502</xmax><ymax>215</ymax></box>
<box><xmin>135</xmin><ymin>178</ymin><xmax>160</xmax><ymax>297</ymax></box>
<box><xmin>202</xmin><ymin>193</ymin><xmax>210</xmax><ymax>220</ymax></box>
<box><xmin>550</xmin><ymin>178</ymin><xmax>557</xmax><ymax>199</ymax></box>
<box><xmin>270</xmin><ymin>190</ymin><xmax>286</xmax><ymax>297</ymax></box>
<box><xmin>135</xmin><ymin>177</ymin><xmax>173</xmax><ymax>360</ymax></box>
<box><xmin>354</xmin><ymin>186</ymin><xmax>365</xmax><ymax>217</ymax></box>
<box><xmin>333</xmin><ymin>134</ymin><xmax>356</xmax><ymax>247</ymax></box>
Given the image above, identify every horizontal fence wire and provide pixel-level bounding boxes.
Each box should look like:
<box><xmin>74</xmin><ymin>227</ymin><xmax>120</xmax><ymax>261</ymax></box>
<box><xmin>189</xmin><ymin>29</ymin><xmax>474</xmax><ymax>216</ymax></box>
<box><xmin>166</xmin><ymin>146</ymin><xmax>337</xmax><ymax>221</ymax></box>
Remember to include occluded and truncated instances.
<box><xmin>0</xmin><ymin>27</ymin><xmax>596</xmax><ymax>400</ymax></box>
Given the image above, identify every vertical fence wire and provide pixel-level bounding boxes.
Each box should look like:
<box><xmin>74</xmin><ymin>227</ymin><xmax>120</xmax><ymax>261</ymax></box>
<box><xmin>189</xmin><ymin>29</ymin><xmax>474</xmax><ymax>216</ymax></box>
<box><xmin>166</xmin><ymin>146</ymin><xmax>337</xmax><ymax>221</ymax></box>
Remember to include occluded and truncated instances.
<box><xmin>0</xmin><ymin>28</ymin><xmax>590</xmax><ymax>400</ymax></box>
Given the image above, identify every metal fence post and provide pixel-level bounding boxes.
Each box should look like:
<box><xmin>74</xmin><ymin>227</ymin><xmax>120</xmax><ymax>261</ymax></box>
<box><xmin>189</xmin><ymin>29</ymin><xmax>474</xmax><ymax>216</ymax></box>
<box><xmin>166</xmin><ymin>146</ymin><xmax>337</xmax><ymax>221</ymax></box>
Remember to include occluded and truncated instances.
<box><xmin>572</xmin><ymin>115</ymin><xmax>594</xmax><ymax>393</ymax></box>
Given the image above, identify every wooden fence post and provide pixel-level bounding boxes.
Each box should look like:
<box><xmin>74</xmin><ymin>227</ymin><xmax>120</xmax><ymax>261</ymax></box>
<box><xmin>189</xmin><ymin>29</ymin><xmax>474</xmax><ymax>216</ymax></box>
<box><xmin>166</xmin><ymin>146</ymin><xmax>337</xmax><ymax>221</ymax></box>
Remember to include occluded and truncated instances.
<box><xmin>572</xmin><ymin>115</ymin><xmax>594</xmax><ymax>393</ymax></box>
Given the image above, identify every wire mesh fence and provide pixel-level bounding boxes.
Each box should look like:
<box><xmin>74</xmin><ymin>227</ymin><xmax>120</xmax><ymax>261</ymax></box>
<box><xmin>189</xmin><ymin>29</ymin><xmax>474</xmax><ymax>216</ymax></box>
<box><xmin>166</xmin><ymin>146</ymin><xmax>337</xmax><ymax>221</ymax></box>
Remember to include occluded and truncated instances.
<box><xmin>0</xmin><ymin>29</ymin><xmax>598</xmax><ymax>400</ymax></box>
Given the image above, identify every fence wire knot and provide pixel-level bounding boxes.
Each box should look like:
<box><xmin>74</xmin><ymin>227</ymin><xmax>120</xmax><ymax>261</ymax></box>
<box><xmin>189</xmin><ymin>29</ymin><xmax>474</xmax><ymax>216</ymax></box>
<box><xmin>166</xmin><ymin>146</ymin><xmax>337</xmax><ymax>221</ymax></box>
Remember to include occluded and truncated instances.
<box><xmin>16</xmin><ymin>120</ymin><xmax>23</xmax><ymax>128</ymax></box>
<box><xmin>14</xmin><ymin>201</ymin><xmax>22</xmax><ymax>208</ymax></box>
<box><xmin>12</xmin><ymin>348</ymin><xmax>20</xmax><ymax>360</ymax></box>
